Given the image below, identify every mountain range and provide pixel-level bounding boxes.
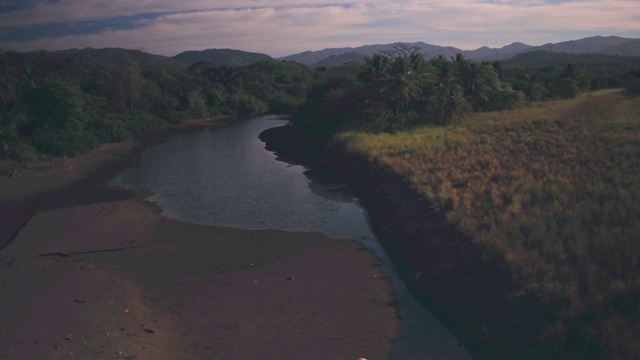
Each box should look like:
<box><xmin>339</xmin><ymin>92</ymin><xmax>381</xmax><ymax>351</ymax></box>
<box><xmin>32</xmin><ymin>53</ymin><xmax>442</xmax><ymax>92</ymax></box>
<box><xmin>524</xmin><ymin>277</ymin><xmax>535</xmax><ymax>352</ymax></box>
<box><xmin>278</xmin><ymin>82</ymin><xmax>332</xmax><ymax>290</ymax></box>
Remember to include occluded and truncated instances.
<box><xmin>281</xmin><ymin>36</ymin><xmax>640</xmax><ymax>67</ymax></box>
<box><xmin>2</xmin><ymin>35</ymin><xmax>639</xmax><ymax>68</ymax></box>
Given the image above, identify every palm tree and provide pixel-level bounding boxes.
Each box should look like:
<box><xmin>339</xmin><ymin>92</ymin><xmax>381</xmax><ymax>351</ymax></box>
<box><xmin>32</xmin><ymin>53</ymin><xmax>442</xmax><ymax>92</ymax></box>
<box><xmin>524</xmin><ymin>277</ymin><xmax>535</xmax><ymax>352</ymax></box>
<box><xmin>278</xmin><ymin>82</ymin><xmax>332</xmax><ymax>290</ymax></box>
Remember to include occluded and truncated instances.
<box><xmin>558</xmin><ymin>63</ymin><xmax>579</xmax><ymax>99</ymax></box>
<box><xmin>360</xmin><ymin>53</ymin><xmax>390</xmax><ymax>84</ymax></box>
<box><xmin>380</xmin><ymin>53</ymin><xmax>427</xmax><ymax>115</ymax></box>
<box><xmin>523</xmin><ymin>73</ymin><xmax>545</xmax><ymax>102</ymax></box>
<box><xmin>452</xmin><ymin>53</ymin><xmax>468</xmax><ymax>75</ymax></box>
<box><xmin>429</xmin><ymin>55</ymin><xmax>469</xmax><ymax>125</ymax></box>
<box><xmin>465</xmin><ymin>61</ymin><xmax>500</xmax><ymax>109</ymax></box>
<box><xmin>361</xmin><ymin>50</ymin><xmax>428</xmax><ymax>116</ymax></box>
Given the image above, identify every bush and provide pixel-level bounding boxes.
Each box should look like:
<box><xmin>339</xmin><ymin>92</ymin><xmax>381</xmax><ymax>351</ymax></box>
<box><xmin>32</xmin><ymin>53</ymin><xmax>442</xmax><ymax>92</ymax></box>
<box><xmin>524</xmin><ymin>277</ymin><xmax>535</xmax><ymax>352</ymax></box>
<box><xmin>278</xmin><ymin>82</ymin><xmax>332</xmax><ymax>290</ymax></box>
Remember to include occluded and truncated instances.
<box><xmin>122</xmin><ymin>112</ymin><xmax>168</xmax><ymax>133</ymax></box>
<box><xmin>31</xmin><ymin>125</ymin><xmax>98</xmax><ymax>156</ymax></box>
<box><xmin>227</xmin><ymin>92</ymin><xmax>268</xmax><ymax>117</ymax></box>
<box><xmin>622</xmin><ymin>71</ymin><xmax>640</xmax><ymax>96</ymax></box>
<box><xmin>152</xmin><ymin>109</ymin><xmax>187</xmax><ymax>124</ymax></box>
<box><xmin>89</xmin><ymin>114</ymin><xmax>130</xmax><ymax>143</ymax></box>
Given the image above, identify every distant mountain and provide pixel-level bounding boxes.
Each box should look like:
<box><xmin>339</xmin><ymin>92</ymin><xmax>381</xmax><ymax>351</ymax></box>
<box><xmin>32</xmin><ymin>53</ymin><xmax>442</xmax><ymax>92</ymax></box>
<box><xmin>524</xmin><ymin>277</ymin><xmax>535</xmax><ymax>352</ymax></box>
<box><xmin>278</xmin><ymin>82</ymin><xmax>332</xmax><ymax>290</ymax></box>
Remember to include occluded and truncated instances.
<box><xmin>281</xmin><ymin>36</ymin><xmax>640</xmax><ymax>67</ymax></box>
<box><xmin>50</xmin><ymin>47</ymin><xmax>274</xmax><ymax>68</ymax></box>
<box><xmin>314</xmin><ymin>52</ymin><xmax>368</xmax><ymax>67</ymax></box>
<box><xmin>54</xmin><ymin>47</ymin><xmax>184</xmax><ymax>67</ymax></box>
<box><xmin>172</xmin><ymin>49</ymin><xmax>273</xmax><ymax>66</ymax></box>
<box><xmin>601</xmin><ymin>40</ymin><xmax>640</xmax><ymax>57</ymax></box>
<box><xmin>502</xmin><ymin>50</ymin><xmax>640</xmax><ymax>69</ymax></box>
<box><xmin>463</xmin><ymin>42</ymin><xmax>532</xmax><ymax>61</ymax></box>
<box><xmin>5</xmin><ymin>35</ymin><xmax>639</xmax><ymax>70</ymax></box>
<box><xmin>281</xmin><ymin>42</ymin><xmax>461</xmax><ymax>66</ymax></box>
<box><xmin>536</xmin><ymin>36</ymin><xmax>635</xmax><ymax>54</ymax></box>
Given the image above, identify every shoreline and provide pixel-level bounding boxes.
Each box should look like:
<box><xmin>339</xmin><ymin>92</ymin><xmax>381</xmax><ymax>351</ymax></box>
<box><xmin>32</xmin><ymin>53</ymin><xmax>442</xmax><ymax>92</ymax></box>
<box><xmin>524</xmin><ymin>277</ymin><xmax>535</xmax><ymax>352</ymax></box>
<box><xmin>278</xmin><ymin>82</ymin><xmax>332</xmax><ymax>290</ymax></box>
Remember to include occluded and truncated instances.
<box><xmin>0</xmin><ymin>117</ymin><xmax>400</xmax><ymax>359</ymax></box>
<box><xmin>0</xmin><ymin>116</ymin><xmax>237</xmax><ymax>250</ymax></box>
<box><xmin>260</xmin><ymin>124</ymin><xmax>604</xmax><ymax>360</ymax></box>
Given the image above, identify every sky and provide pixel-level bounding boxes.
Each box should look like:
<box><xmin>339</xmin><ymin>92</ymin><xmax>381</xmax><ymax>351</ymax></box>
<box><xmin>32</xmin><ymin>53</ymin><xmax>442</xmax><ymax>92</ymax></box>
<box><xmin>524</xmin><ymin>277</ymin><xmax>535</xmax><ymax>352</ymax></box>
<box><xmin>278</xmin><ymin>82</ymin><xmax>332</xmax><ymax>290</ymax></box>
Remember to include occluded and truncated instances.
<box><xmin>0</xmin><ymin>0</ymin><xmax>639</xmax><ymax>58</ymax></box>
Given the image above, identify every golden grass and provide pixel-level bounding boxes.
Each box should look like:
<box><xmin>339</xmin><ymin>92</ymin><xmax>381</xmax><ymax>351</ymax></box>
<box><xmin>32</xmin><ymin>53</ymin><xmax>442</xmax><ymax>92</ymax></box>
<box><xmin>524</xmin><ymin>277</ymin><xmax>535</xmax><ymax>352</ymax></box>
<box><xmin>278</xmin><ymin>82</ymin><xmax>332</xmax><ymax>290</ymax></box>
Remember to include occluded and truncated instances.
<box><xmin>337</xmin><ymin>90</ymin><xmax>640</xmax><ymax>323</ymax></box>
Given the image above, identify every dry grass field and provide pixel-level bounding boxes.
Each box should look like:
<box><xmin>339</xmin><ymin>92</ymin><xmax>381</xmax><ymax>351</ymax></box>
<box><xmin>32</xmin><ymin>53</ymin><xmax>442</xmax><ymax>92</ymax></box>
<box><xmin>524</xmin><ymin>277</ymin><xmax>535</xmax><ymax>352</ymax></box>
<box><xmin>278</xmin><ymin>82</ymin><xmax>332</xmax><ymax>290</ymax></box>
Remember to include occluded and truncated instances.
<box><xmin>337</xmin><ymin>90</ymin><xmax>640</xmax><ymax>358</ymax></box>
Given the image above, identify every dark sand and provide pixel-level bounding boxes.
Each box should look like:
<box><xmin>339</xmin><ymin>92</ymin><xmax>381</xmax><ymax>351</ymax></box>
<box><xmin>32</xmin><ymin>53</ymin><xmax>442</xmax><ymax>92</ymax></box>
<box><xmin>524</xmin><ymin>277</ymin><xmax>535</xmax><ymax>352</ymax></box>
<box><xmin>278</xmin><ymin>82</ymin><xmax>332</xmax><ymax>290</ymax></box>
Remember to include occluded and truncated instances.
<box><xmin>0</xmin><ymin>119</ymin><xmax>399</xmax><ymax>359</ymax></box>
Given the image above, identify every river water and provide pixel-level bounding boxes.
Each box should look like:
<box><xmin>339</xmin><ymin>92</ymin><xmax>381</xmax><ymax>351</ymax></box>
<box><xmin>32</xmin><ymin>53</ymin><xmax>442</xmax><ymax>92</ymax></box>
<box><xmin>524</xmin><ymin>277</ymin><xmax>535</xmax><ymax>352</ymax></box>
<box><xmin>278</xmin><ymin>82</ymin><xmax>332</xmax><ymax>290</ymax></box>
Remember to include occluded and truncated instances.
<box><xmin>108</xmin><ymin>115</ymin><xmax>471</xmax><ymax>360</ymax></box>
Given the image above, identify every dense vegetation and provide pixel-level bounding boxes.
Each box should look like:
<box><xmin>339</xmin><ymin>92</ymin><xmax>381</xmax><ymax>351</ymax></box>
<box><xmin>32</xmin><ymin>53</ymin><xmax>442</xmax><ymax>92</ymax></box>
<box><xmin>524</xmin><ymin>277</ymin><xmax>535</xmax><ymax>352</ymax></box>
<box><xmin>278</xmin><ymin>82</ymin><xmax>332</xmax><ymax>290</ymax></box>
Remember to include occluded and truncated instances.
<box><xmin>0</xmin><ymin>50</ymin><xmax>312</xmax><ymax>169</ymax></box>
<box><xmin>293</xmin><ymin>47</ymin><xmax>638</xmax><ymax>139</ymax></box>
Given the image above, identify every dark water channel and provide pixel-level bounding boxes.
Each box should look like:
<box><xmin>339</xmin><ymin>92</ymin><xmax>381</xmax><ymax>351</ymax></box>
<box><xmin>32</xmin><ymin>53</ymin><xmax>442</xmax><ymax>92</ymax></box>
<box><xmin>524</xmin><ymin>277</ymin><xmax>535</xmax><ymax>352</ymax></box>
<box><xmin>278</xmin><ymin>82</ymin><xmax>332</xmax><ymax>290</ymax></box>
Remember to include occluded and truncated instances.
<box><xmin>108</xmin><ymin>116</ymin><xmax>471</xmax><ymax>360</ymax></box>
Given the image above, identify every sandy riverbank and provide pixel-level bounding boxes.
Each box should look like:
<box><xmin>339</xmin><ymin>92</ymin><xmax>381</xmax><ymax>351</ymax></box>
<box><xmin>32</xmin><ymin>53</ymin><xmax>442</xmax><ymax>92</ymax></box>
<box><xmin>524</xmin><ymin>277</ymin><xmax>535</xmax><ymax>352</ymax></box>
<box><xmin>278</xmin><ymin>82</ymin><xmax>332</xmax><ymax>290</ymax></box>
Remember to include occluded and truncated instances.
<box><xmin>0</xmin><ymin>118</ymin><xmax>399</xmax><ymax>359</ymax></box>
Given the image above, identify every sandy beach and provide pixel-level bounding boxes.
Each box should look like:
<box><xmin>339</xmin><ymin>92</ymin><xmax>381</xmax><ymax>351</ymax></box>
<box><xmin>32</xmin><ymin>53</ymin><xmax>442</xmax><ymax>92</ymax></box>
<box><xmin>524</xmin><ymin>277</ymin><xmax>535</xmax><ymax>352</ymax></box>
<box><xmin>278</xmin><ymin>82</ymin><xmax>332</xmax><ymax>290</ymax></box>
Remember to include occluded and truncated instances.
<box><xmin>0</xmin><ymin>118</ymin><xmax>399</xmax><ymax>359</ymax></box>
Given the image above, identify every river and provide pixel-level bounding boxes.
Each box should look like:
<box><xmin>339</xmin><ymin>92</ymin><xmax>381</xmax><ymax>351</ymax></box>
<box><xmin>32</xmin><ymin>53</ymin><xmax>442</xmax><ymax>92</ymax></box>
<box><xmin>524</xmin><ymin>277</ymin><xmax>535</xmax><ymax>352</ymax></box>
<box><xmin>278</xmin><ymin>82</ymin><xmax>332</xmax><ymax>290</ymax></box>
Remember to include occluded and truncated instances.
<box><xmin>108</xmin><ymin>115</ymin><xmax>471</xmax><ymax>359</ymax></box>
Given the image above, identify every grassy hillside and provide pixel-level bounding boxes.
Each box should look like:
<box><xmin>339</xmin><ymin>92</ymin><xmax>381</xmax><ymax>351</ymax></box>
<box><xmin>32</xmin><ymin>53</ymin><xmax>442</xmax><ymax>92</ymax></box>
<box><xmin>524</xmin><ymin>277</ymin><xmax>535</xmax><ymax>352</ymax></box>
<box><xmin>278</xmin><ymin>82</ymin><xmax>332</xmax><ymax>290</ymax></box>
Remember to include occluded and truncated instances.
<box><xmin>336</xmin><ymin>90</ymin><xmax>640</xmax><ymax>358</ymax></box>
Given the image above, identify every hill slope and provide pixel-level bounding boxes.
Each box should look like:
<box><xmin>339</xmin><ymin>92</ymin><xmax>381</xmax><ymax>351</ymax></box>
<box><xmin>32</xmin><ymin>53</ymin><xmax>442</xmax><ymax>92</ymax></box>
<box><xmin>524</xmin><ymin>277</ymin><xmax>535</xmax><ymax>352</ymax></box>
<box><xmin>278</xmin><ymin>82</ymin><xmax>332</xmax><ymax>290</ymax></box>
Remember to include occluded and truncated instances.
<box><xmin>51</xmin><ymin>47</ymin><xmax>274</xmax><ymax>67</ymax></box>
<box><xmin>54</xmin><ymin>47</ymin><xmax>184</xmax><ymax>67</ymax></box>
<box><xmin>503</xmin><ymin>50</ymin><xmax>640</xmax><ymax>69</ymax></box>
<box><xmin>172</xmin><ymin>49</ymin><xmax>273</xmax><ymax>66</ymax></box>
<box><xmin>281</xmin><ymin>42</ymin><xmax>461</xmax><ymax>66</ymax></box>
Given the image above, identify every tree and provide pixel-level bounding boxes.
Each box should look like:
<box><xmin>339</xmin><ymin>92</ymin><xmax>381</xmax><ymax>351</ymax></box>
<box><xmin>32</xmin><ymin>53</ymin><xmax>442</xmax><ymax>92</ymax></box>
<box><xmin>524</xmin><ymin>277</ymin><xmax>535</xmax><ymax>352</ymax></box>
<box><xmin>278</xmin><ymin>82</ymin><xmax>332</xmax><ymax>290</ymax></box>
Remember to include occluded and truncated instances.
<box><xmin>523</xmin><ymin>73</ymin><xmax>545</xmax><ymax>102</ymax></box>
<box><xmin>492</xmin><ymin>60</ymin><xmax>503</xmax><ymax>80</ymax></box>
<box><xmin>429</xmin><ymin>55</ymin><xmax>469</xmax><ymax>125</ymax></box>
<box><xmin>200</xmin><ymin>65</ymin><xmax>241</xmax><ymax>92</ymax></box>
<box><xmin>27</xmin><ymin>78</ymin><xmax>100</xmax><ymax>155</ymax></box>
<box><xmin>465</xmin><ymin>61</ymin><xmax>500</xmax><ymax>109</ymax></box>
<box><xmin>107</xmin><ymin>60</ymin><xmax>143</xmax><ymax>113</ymax></box>
<box><xmin>361</xmin><ymin>48</ymin><xmax>429</xmax><ymax>116</ymax></box>
<box><xmin>181</xmin><ymin>90</ymin><xmax>209</xmax><ymax>118</ymax></box>
<box><xmin>557</xmin><ymin>63</ymin><xmax>580</xmax><ymax>99</ymax></box>
<box><xmin>360</xmin><ymin>53</ymin><xmax>390</xmax><ymax>84</ymax></box>
<box><xmin>381</xmin><ymin>54</ymin><xmax>426</xmax><ymax>114</ymax></box>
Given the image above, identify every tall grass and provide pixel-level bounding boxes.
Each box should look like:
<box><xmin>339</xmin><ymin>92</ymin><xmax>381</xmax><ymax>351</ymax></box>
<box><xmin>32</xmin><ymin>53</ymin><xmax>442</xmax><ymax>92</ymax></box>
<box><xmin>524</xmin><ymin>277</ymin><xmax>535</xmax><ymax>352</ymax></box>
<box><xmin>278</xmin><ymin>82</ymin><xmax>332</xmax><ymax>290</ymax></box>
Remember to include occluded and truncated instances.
<box><xmin>337</xmin><ymin>90</ymin><xmax>640</xmax><ymax>355</ymax></box>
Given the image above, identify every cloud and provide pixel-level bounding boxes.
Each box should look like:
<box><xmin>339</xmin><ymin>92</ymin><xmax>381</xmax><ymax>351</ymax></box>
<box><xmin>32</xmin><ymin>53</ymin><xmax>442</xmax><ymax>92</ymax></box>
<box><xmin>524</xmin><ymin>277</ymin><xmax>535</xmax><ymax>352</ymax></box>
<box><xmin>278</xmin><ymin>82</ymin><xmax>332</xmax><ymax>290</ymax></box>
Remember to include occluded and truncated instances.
<box><xmin>0</xmin><ymin>0</ymin><xmax>638</xmax><ymax>56</ymax></box>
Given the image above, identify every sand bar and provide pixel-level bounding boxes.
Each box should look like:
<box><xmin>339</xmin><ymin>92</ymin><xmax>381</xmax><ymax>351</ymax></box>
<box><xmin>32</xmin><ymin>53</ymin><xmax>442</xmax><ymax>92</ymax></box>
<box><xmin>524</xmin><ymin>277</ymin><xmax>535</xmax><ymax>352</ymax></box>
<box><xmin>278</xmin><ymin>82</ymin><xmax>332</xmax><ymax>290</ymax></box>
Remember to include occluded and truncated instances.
<box><xmin>0</xmin><ymin>118</ymin><xmax>399</xmax><ymax>359</ymax></box>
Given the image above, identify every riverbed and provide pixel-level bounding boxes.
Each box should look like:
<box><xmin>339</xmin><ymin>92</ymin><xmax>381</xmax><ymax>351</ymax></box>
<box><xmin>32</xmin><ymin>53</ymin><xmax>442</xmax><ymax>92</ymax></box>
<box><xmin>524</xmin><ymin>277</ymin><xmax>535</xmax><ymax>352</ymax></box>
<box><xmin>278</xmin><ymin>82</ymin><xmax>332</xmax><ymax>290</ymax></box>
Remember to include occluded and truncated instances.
<box><xmin>108</xmin><ymin>115</ymin><xmax>471</xmax><ymax>359</ymax></box>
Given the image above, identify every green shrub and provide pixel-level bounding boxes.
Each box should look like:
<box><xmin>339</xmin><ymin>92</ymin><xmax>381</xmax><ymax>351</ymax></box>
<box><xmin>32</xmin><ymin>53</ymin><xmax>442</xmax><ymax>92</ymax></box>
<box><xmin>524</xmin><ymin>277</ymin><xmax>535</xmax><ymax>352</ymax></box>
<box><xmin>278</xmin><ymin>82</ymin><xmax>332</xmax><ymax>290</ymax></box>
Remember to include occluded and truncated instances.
<box><xmin>227</xmin><ymin>92</ymin><xmax>268</xmax><ymax>117</ymax></box>
<box><xmin>31</xmin><ymin>125</ymin><xmax>97</xmax><ymax>156</ymax></box>
<box><xmin>123</xmin><ymin>112</ymin><xmax>168</xmax><ymax>133</ymax></box>
<box><xmin>89</xmin><ymin>114</ymin><xmax>130</xmax><ymax>143</ymax></box>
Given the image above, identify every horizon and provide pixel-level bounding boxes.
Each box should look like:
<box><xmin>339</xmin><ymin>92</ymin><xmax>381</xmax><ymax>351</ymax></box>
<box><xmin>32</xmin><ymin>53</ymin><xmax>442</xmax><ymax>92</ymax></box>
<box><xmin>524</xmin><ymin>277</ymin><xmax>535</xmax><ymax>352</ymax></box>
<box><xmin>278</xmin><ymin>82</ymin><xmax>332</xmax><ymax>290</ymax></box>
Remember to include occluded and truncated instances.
<box><xmin>2</xmin><ymin>35</ymin><xmax>638</xmax><ymax>59</ymax></box>
<box><xmin>1</xmin><ymin>1</ymin><xmax>639</xmax><ymax>58</ymax></box>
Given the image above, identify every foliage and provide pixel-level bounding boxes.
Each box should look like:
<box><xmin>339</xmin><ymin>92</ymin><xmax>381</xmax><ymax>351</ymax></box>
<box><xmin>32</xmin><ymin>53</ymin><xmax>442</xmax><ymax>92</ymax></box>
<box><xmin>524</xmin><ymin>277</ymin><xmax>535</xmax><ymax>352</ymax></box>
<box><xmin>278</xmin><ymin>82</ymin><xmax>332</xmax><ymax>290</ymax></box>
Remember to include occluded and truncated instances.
<box><xmin>294</xmin><ymin>49</ymin><xmax>528</xmax><ymax>134</ymax></box>
<box><xmin>226</xmin><ymin>91</ymin><xmax>269</xmax><ymax>117</ymax></box>
<box><xmin>621</xmin><ymin>69</ymin><xmax>640</xmax><ymax>96</ymax></box>
<box><xmin>25</xmin><ymin>77</ymin><xmax>101</xmax><ymax>156</ymax></box>
<box><xmin>0</xmin><ymin>50</ymin><xmax>314</xmax><ymax>159</ymax></box>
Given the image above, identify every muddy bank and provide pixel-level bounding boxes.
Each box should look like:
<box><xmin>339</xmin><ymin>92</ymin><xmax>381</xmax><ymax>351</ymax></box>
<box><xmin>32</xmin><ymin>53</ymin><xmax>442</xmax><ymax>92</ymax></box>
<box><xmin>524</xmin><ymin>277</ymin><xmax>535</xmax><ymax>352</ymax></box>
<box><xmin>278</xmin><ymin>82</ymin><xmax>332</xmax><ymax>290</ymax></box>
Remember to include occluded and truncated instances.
<box><xmin>0</xmin><ymin>200</ymin><xmax>398</xmax><ymax>360</ymax></box>
<box><xmin>0</xmin><ymin>117</ymin><xmax>400</xmax><ymax>359</ymax></box>
<box><xmin>260</xmin><ymin>124</ymin><xmax>604</xmax><ymax>360</ymax></box>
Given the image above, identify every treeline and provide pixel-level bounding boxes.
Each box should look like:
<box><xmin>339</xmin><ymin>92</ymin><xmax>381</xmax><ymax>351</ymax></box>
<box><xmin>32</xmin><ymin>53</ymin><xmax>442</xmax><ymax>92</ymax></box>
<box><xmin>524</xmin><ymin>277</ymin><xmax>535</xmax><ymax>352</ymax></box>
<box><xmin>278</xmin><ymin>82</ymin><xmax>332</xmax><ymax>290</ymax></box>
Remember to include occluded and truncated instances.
<box><xmin>1</xmin><ymin>47</ymin><xmax>639</xmax><ymax>163</ymax></box>
<box><xmin>0</xmin><ymin>50</ymin><xmax>313</xmax><ymax>161</ymax></box>
<box><xmin>293</xmin><ymin>46</ymin><xmax>640</xmax><ymax>137</ymax></box>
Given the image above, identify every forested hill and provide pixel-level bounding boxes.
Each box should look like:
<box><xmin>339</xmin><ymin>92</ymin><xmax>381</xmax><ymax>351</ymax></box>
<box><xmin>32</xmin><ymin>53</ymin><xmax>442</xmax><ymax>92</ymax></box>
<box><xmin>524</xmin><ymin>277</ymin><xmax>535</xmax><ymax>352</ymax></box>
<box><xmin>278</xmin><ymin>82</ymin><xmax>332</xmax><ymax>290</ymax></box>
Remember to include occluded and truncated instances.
<box><xmin>172</xmin><ymin>49</ymin><xmax>273</xmax><ymax>67</ymax></box>
<box><xmin>49</xmin><ymin>47</ymin><xmax>274</xmax><ymax>68</ymax></box>
<box><xmin>503</xmin><ymin>50</ymin><xmax>640</xmax><ymax>69</ymax></box>
<box><xmin>54</xmin><ymin>47</ymin><xmax>184</xmax><ymax>67</ymax></box>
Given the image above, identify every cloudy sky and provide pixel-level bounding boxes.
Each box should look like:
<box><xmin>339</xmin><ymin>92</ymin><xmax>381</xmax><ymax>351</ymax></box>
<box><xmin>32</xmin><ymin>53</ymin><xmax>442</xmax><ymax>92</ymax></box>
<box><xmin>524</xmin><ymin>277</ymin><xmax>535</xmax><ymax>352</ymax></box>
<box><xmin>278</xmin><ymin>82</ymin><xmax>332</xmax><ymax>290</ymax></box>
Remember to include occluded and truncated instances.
<box><xmin>0</xmin><ymin>0</ymin><xmax>639</xmax><ymax>57</ymax></box>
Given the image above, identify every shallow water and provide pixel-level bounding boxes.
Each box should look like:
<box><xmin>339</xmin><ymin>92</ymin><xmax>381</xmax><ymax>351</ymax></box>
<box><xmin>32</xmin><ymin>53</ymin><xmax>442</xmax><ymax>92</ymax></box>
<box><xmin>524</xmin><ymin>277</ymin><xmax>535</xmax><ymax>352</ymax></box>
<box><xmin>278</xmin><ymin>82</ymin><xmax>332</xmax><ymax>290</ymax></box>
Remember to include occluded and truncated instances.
<box><xmin>109</xmin><ymin>115</ymin><xmax>471</xmax><ymax>359</ymax></box>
